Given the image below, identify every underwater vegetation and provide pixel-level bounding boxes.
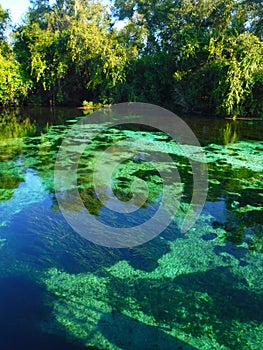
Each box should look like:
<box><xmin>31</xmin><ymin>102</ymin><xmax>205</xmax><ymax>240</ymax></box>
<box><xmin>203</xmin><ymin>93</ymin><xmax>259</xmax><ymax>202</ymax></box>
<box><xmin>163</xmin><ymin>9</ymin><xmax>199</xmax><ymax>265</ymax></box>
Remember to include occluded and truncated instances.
<box><xmin>42</xmin><ymin>212</ymin><xmax>263</xmax><ymax>349</ymax></box>
<box><xmin>0</xmin><ymin>111</ymin><xmax>262</xmax><ymax>349</ymax></box>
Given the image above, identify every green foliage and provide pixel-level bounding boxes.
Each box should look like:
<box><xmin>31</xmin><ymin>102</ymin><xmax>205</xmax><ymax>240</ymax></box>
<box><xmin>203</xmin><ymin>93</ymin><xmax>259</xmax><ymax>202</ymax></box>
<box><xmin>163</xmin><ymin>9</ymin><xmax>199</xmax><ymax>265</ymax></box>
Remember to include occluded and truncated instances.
<box><xmin>0</xmin><ymin>5</ymin><xmax>31</xmax><ymax>106</ymax></box>
<box><xmin>0</xmin><ymin>4</ymin><xmax>10</xmax><ymax>40</ymax></box>
<box><xmin>116</xmin><ymin>53</ymin><xmax>177</xmax><ymax>107</ymax></box>
<box><xmin>111</xmin><ymin>0</ymin><xmax>263</xmax><ymax>117</ymax></box>
<box><xmin>82</xmin><ymin>100</ymin><xmax>93</xmax><ymax>107</ymax></box>
<box><xmin>209</xmin><ymin>32</ymin><xmax>263</xmax><ymax>117</ymax></box>
<box><xmin>14</xmin><ymin>18</ymin><xmax>69</xmax><ymax>106</ymax></box>
<box><xmin>0</xmin><ymin>0</ymin><xmax>261</xmax><ymax>116</ymax></box>
<box><xmin>14</xmin><ymin>0</ymin><xmax>129</xmax><ymax>106</ymax></box>
<box><xmin>0</xmin><ymin>44</ymin><xmax>31</xmax><ymax>106</ymax></box>
<box><xmin>81</xmin><ymin>100</ymin><xmax>104</xmax><ymax>109</ymax></box>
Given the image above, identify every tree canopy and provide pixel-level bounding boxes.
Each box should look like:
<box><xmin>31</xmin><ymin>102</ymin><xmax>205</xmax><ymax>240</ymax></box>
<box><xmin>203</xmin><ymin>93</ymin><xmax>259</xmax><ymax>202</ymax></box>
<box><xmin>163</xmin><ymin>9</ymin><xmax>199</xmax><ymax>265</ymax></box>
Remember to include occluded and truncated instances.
<box><xmin>0</xmin><ymin>5</ymin><xmax>31</xmax><ymax>106</ymax></box>
<box><xmin>0</xmin><ymin>0</ymin><xmax>262</xmax><ymax>117</ymax></box>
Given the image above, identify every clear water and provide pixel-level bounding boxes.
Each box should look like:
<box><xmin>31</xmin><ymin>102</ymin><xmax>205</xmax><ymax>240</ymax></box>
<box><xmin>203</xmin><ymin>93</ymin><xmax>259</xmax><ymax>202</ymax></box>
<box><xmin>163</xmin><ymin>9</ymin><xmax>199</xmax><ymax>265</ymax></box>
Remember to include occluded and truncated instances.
<box><xmin>0</xmin><ymin>108</ymin><xmax>262</xmax><ymax>349</ymax></box>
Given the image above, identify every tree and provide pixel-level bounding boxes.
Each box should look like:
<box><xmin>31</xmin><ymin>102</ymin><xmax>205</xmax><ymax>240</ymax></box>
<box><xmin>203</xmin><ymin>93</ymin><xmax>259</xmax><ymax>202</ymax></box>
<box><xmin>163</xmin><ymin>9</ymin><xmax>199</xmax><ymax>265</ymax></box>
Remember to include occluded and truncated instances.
<box><xmin>209</xmin><ymin>32</ymin><xmax>263</xmax><ymax>117</ymax></box>
<box><xmin>0</xmin><ymin>49</ymin><xmax>31</xmax><ymax>106</ymax></box>
<box><xmin>0</xmin><ymin>5</ymin><xmax>31</xmax><ymax>106</ymax></box>
<box><xmin>14</xmin><ymin>0</ymin><xmax>129</xmax><ymax>106</ymax></box>
<box><xmin>241</xmin><ymin>0</ymin><xmax>263</xmax><ymax>39</ymax></box>
<box><xmin>65</xmin><ymin>1</ymin><xmax>128</xmax><ymax>103</ymax></box>
<box><xmin>0</xmin><ymin>4</ymin><xmax>10</xmax><ymax>40</ymax></box>
<box><xmin>112</xmin><ymin>0</ymin><xmax>263</xmax><ymax>116</ymax></box>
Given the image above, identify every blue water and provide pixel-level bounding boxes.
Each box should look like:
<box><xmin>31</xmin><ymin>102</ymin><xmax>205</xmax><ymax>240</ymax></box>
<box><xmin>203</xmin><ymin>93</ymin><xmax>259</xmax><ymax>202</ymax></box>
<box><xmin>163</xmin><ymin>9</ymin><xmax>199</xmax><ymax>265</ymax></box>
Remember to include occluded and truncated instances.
<box><xmin>0</xmin><ymin>109</ymin><xmax>263</xmax><ymax>349</ymax></box>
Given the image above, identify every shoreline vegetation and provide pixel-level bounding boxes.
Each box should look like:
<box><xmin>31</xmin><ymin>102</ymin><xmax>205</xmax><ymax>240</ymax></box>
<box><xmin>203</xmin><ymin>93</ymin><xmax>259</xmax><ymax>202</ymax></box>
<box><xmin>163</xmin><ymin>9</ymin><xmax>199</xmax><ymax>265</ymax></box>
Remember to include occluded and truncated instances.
<box><xmin>0</xmin><ymin>1</ymin><xmax>262</xmax><ymax>119</ymax></box>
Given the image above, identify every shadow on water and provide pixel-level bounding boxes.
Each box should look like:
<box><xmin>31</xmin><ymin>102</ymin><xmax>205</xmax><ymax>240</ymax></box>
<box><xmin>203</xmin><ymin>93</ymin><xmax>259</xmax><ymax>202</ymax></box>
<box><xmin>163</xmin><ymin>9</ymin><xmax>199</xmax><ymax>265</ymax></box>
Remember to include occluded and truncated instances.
<box><xmin>0</xmin><ymin>274</ymin><xmax>94</xmax><ymax>350</ymax></box>
<box><xmin>105</xmin><ymin>266</ymin><xmax>263</xmax><ymax>349</ymax></box>
<box><xmin>99</xmin><ymin>312</ymin><xmax>197</xmax><ymax>350</ymax></box>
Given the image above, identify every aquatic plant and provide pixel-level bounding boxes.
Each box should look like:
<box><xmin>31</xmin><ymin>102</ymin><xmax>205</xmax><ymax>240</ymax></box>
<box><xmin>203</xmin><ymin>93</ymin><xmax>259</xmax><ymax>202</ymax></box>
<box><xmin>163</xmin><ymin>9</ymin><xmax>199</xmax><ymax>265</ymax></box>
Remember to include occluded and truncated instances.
<box><xmin>41</xmin><ymin>210</ymin><xmax>263</xmax><ymax>349</ymax></box>
<box><xmin>1</xmin><ymin>109</ymin><xmax>263</xmax><ymax>349</ymax></box>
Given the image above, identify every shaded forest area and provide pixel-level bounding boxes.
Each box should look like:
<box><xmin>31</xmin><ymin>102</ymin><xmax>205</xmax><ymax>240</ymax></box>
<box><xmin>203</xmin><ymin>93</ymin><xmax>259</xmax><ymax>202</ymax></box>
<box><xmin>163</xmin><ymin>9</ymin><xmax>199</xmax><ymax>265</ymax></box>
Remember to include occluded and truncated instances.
<box><xmin>0</xmin><ymin>0</ymin><xmax>262</xmax><ymax>117</ymax></box>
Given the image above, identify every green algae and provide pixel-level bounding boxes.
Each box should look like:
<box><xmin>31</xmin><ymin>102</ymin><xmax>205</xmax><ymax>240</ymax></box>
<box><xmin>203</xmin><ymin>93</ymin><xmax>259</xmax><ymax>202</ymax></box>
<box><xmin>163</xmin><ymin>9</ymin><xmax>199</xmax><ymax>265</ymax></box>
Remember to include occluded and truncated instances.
<box><xmin>0</xmin><ymin>159</ymin><xmax>24</xmax><ymax>201</ymax></box>
<box><xmin>42</xmin><ymin>212</ymin><xmax>263</xmax><ymax>349</ymax></box>
<box><xmin>235</xmin><ymin>204</ymin><xmax>263</xmax><ymax>213</ymax></box>
<box><xmin>204</xmin><ymin>141</ymin><xmax>263</xmax><ymax>173</ymax></box>
<box><xmin>1</xmin><ymin>111</ymin><xmax>263</xmax><ymax>349</ymax></box>
<box><xmin>37</xmin><ymin>120</ymin><xmax>263</xmax><ymax>349</ymax></box>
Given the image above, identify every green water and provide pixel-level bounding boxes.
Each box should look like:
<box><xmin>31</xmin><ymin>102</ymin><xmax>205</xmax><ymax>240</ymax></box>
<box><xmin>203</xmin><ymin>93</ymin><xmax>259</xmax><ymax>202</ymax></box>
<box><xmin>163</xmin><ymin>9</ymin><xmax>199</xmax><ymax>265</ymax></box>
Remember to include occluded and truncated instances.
<box><xmin>0</xmin><ymin>108</ymin><xmax>262</xmax><ymax>349</ymax></box>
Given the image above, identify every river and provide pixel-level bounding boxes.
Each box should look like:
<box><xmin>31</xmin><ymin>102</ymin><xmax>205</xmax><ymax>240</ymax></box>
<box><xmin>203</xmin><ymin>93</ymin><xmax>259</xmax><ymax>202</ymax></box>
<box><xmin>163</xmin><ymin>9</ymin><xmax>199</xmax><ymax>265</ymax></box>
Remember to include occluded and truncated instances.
<box><xmin>0</xmin><ymin>106</ymin><xmax>262</xmax><ymax>349</ymax></box>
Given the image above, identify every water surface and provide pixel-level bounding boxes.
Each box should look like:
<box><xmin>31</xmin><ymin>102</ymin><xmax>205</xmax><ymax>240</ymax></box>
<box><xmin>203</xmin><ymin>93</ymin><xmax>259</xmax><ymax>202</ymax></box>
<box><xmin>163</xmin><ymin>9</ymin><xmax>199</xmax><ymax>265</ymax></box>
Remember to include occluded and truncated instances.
<box><xmin>0</xmin><ymin>108</ymin><xmax>262</xmax><ymax>349</ymax></box>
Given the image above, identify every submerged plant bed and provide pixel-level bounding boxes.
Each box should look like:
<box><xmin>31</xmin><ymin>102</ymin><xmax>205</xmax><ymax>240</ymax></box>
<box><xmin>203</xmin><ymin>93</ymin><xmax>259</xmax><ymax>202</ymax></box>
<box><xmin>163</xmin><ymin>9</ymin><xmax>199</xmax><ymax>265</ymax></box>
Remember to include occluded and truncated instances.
<box><xmin>0</xmin><ymin>109</ymin><xmax>262</xmax><ymax>349</ymax></box>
